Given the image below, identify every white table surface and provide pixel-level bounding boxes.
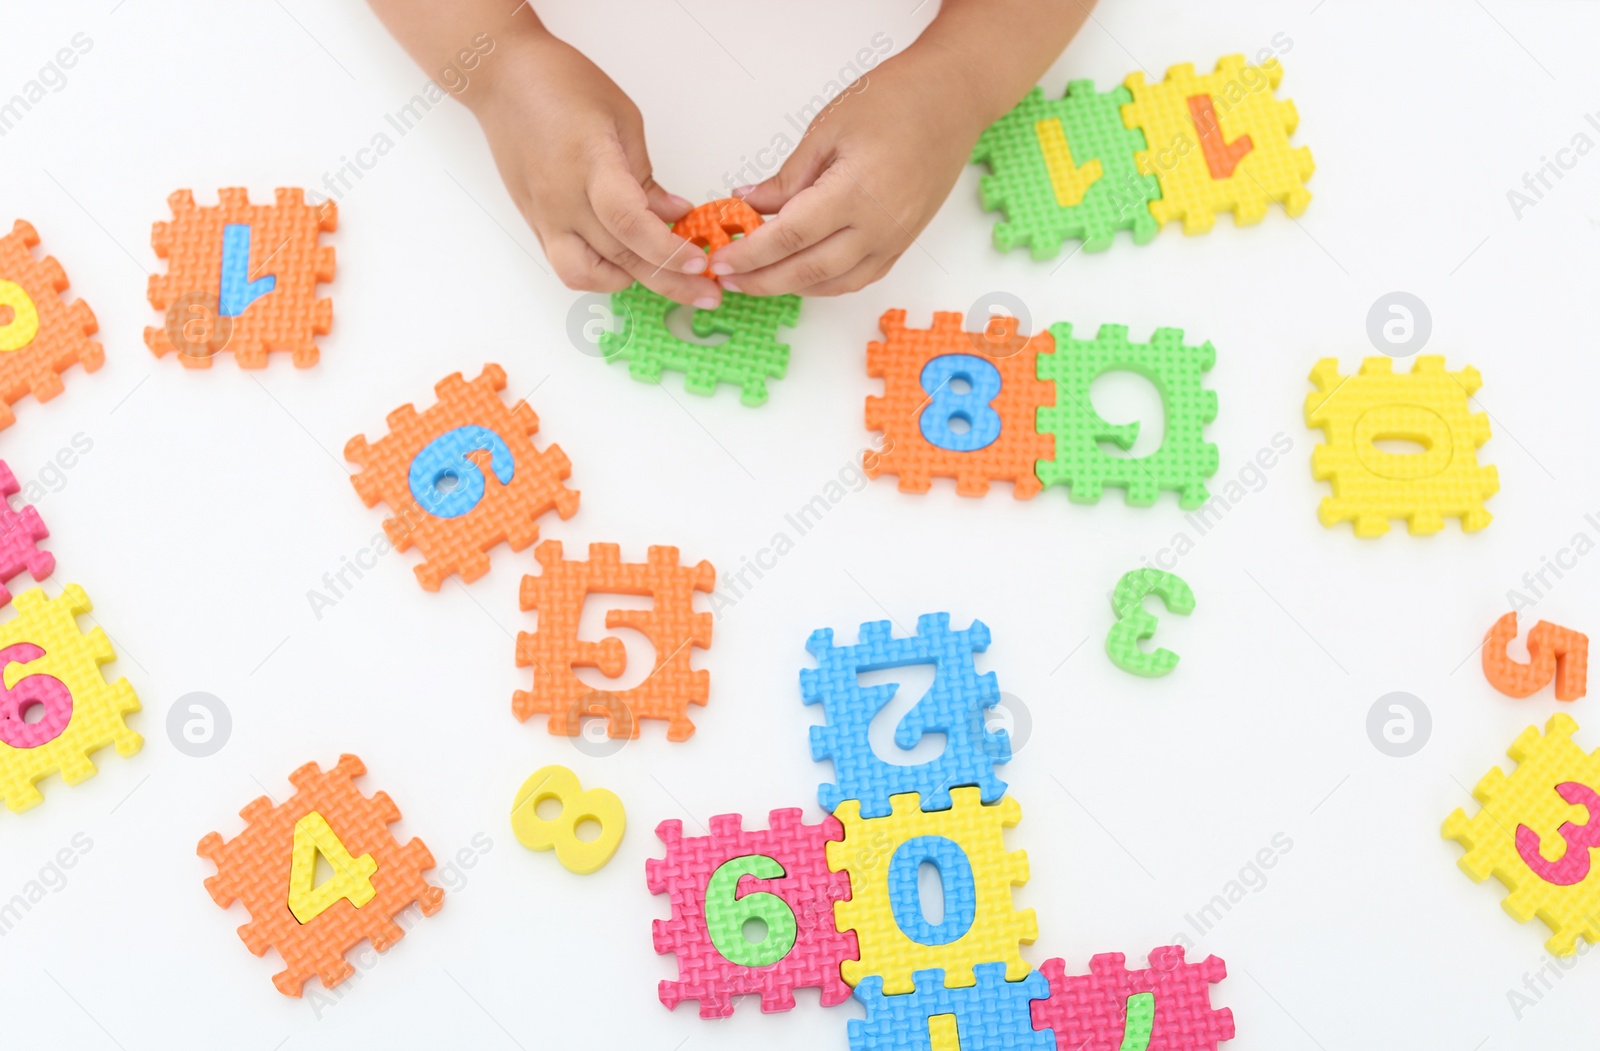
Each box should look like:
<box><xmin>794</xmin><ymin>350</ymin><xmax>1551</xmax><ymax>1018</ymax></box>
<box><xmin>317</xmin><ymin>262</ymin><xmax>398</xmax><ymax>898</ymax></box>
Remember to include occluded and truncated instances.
<box><xmin>2</xmin><ymin>1</ymin><xmax>1598</xmax><ymax>1048</ymax></box>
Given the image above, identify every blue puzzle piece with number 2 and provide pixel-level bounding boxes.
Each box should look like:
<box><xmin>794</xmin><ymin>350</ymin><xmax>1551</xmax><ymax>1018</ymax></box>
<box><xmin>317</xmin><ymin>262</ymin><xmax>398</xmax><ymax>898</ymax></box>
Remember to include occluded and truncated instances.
<box><xmin>801</xmin><ymin>612</ymin><xmax>1010</xmax><ymax>819</ymax></box>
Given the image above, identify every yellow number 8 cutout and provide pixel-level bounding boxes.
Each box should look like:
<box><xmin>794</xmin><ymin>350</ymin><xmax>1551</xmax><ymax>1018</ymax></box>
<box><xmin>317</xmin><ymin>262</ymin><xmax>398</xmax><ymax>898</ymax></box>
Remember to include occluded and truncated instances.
<box><xmin>511</xmin><ymin>765</ymin><xmax>625</xmax><ymax>875</ymax></box>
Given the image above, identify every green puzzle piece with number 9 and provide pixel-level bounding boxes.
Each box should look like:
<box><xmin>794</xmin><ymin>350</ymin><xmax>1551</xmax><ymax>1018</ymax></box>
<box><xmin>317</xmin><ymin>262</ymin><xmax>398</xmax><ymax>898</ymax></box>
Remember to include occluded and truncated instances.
<box><xmin>1106</xmin><ymin>568</ymin><xmax>1194</xmax><ymax>678</ymax></box>
<box><xmin>600</xmin><ymin>281</ymin><xmax>801</xmax><ymax>407</ymax></box>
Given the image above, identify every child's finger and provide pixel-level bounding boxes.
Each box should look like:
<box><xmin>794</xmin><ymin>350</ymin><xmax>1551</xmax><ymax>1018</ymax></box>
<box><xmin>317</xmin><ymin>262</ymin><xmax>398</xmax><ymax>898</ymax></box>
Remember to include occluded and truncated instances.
<box><xmin>584</xmin><ymin>223</ymin><xmax>723</xmax><ymax>308</ymax></box>
<box><xmin>588</xmin><ymin>161</ymin><xmax>706</xmax><ymax>275</ymax></box>
<box><xmin>548</xmin><ymin>233</ymin><xmax>633</xmax><ymax>293</ymax></box>
<box><xmin>797</xmin><ymin>256</ymin><xmax>892</xmax><ymax>298</ymax></box>
<box><xmin>710</xmin><ymin>183</ymin><xmax>841</xmax><ymax>276</ymax></box>
<box><xmin>642</xmin><ymin>178</ymin><xmax>694</xmax><ymax>223</ymax></box>
<box><xmin>734</xmin><ymin>145</ymin><xmax>830</xmax><ymax>215</ymax></box>
<box><xmin>718</xmin><ymin>229</ymin><xmax>862</xmax><ymax>297</ymax></box>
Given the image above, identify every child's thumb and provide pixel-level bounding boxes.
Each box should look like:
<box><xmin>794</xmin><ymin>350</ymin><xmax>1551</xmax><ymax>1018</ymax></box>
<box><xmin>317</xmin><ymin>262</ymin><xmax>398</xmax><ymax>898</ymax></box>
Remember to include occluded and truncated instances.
<box><xmin>735</xmin><ymin>144</ymin><xmax>829</xmax><ymax>216</ymax></box>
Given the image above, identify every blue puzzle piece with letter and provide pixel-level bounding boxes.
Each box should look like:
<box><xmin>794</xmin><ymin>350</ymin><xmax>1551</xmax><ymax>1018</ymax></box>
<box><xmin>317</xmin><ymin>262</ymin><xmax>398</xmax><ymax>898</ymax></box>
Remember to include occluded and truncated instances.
<box><xmin>801</xmin><ymin>612</ymin><xmax>1010</xmax><ymax>819</ymax></box>
<box><xmin>850</xmin><ymin>964</ymin><xmax>1053</xmax><ymax>1051</ymax></box>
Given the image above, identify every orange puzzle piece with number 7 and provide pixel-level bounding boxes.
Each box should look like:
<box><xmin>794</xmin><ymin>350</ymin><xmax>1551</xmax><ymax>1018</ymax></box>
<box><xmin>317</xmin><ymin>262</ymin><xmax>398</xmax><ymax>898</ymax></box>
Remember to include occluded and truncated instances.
<box><xmin>1483</xmin><ymin>612</ymin><xmax>1588</xmax><ymax>701</ymax></box>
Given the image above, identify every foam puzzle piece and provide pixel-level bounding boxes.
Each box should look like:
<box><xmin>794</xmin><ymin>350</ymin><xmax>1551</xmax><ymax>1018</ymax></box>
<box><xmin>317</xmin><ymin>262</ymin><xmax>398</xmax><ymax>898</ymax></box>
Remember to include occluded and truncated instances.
<box><xmin>863</xmin><ymin>309</ymin><xmax>1056</xmax><ymax>498</ymax></box>
<box><xmin>1106</xmin><ymin>569</ymin><xmax>1194</xmax><ymax>678</ymax></box>
<box><xmin>0</xmin><ymin>460</ymin><xmax>53</xmax><ymax>606</ymax></box>
<box><xmin>345</xmin><ymin>364</ymin><xmax>579</xmax><ymax>590</ymax></box>
<box><xmin>1031</xmin><ymin>946</ymin><xmax>1237</xmax><ymax>1051</ymax></box>
<box><xmin>0</xmin><ymin>219</ymin><xmax>103</xmax><ymax>430</ymax></box>
<box><xmin>971</xmin><ymin>80</ymin><xmax>1161</xmax><ymax>257</ymax></box>
<box><xmin>601</xmin><ymin>281</ymin><xmax>800</xmax><ymax>406</ymax></box>
<box><xmin>672</xmin><ymin>197</ymin><xmax>764</xmax><ymax>258</ymax></box>
<box><xmin>802</xmin><ymin>612</ymin><xmax>1010</xmax><ymax>818</ymax></box>
<box><xmin>1443</xmin><ymin>713</ymin><xmax>1600</xmax><ymax>955</ymax></box>
<box><xmin>647</xmin><ymin>807</ymin><xmax>858</xmax><ymax>1017</ymax></box>
<box><xmin>0</xmin><ymin>586</ymin><xmax>141</xmax><ymax>813</ymax></box>
<box><xmin>515</xmin><ymin>540</ymin><xmax>715</xmax><ymax>742</ymax></box>
<box><xmin>1305</xmin><ymin>356</ymin><xmax>1497</xmax><ymax>537</ymax></box>
<box><xmin>1483</xmin><ymin>612</ymin><xmax>1588</xmax><ymax>701</ymax></box>
<box><xmin>1121</xmin><ymin>55</ymin><xmax>1313</xmax><ymax>234</ymax></box>
<box><xmin>850</xmin><ymin>962</ymin><xmax>1053</xmax><ymax>1051</ymax></box>
<box><xmin>511</xmin><ymin>764</ymin><xmax>626</xmax><ymax>874</ymax></box>
<box><xmin>830</xmin><ymin>788</ymin><xmax>1035</xmax><ymax>994</ymax></box>
<box><xmin>197</xmin><ymin>754</ymin><xmax>444</xmax><ymax>996</ymax></box>
<box><xmin>145</xmin><ymin>188</ymin><xmax>335</xmax><ymax>367</ymax></box>
<box><xmin>1035</xmin><ymin>323</ymin><xmax>1218</xmax><ymax>509</ymax></box>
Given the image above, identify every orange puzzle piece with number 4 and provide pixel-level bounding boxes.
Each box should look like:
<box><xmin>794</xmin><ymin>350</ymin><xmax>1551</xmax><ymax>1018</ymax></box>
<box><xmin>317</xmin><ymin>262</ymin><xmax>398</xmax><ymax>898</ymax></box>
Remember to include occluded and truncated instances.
<box><xmin>1483</xmin><ymin>612</ymin><xmax>1588</xmax><ymax>701</ymax></box>
<box><xmin>197</xmin><ymin>754</ymin><xmax>443</xmax><ymax>996</ymax></box>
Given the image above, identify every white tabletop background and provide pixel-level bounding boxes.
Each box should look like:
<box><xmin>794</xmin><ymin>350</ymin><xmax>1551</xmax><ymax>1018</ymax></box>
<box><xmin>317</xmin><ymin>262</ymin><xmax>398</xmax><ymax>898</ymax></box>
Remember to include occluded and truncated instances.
<box><xmin>1</xmin><ymin>1</ymin><xmax>1597</xmax><ymax>1048</ymax></box>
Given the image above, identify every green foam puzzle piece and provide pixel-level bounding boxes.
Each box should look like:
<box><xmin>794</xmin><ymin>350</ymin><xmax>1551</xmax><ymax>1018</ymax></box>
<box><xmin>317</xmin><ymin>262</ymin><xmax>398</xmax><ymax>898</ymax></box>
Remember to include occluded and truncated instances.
<box><xmin>1035</xmin><ymin>322</ymin><xmax>1218</xmax><ymax>509</ymax></box>
<box><xmin>970</xmin><ymin>80</ymin><xmax>1161</xmax><ymax>258</ymax></box>
<box><xmin>600</xmin><ymin>282</ymin><xmax>801</xmax><ymax>407</ymax></box>
<box><xmin>1106</xmin><ymin>568</ymin><xmax>1194</xmax><ymax>678</ymax></box>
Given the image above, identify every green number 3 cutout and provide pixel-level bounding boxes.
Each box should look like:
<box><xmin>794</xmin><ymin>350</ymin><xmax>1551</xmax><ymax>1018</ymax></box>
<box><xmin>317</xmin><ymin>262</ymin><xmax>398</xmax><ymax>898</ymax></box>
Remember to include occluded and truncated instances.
<box><xmin>1106</xmin><ymin>568</ymin><xmax>1194</xmax><ymax>677</ymax></box>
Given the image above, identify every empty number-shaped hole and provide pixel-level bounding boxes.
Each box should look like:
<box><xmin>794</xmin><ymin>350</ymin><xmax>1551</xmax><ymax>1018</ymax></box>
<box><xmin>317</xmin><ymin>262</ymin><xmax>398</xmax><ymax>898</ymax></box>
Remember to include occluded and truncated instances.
<box><xmin>1089</xmin><ymin>371</ymin><xmax>1165</xmax><ymax>458</ymax></box>
<box><xmin>665</xmin><ymin>305</ymin><xmax>730</xmax><ymax>346</ymax></box>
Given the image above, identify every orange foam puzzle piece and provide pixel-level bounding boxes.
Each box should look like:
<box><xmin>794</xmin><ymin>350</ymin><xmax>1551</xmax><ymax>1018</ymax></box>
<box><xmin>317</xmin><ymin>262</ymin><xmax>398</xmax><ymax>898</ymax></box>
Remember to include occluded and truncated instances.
<box><xmin>671</xmin><ymin>198</ymin><xmax>763</xmax><ymax>256</ymax></box>
<box><xmin>196</xmin><ymin>754</ymin><xmax>443</xmax><ymax>996</ymax></box>
<box><xmin>864</xmin><ymin>309</ymin><xmax>1056</xmax><ymax>498</ymax></box>
<box><xmin>515</xmin><ymin>540</ymin><xmax>715</xmax><ymax>742</ymax></box>
<box><xmin>145</xmin><ymin>188</ymin><xmax>335</xmax><ymax>368</ymax></box>
<box><xmin>1484</xmin><ymin>612</ymin><xmax>1589</xmax><ymax>701</ymax></box>
<box><xmin>0</xmin><ymin>220</ymin><xmax>103</xmax><ymax>430</ymax></box>
<box><xmin>345</xmin><ymin>364</ymin><xmax>579</xmax><ymax>590</ymax></box>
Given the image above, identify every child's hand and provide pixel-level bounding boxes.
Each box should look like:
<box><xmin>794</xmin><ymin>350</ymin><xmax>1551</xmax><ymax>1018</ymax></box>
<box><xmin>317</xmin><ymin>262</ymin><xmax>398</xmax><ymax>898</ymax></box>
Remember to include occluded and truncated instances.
<box><xmin>709</xmin><ymin>1</ymin><xmax>1091</xmax><ymax>298</ymax></box>
<box><xmin>469</xmin><ymin>34</ymin><xmax>722</xmax><ymax>307</ymax></box>
<box><xmin>707</xmin><ymin>49</ymin><xmax>986</xmax><ymax>298</ymax></box>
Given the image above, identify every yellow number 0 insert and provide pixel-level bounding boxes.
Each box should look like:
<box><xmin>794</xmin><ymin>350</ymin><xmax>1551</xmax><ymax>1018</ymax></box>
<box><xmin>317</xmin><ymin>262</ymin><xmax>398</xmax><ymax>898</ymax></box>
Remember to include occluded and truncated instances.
<box><xmin>510</xmin><ymin>764</ymin><xmax>625</xmax><ymax>875</ymax></box>
<box><xmin>287</xmin><ymin>811</ymin><xmax>378</xmax><ymax>923</ymax></box>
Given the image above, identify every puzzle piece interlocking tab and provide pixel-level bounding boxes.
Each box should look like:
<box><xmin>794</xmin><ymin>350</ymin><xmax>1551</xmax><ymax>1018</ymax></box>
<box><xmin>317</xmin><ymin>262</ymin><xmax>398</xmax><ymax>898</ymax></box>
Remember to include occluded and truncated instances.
<box><xmin>849</xmin><ymin>962</ymin><xmax>1052</xmax><ymax>1051</ymax></box>
<box><xmin>515</xmin><ymin>540</ymin><xmax>715</xmax><ymax>742</ymax></box>
<box><xmin>146</xmin><ymin>188</ymin><xmax>335</xmax><ymax>367</ymax></box>
<box><xmin>1305</xmin><ymin>356</ymin><xmax>1497</xmax><ymax>537</ymax></box>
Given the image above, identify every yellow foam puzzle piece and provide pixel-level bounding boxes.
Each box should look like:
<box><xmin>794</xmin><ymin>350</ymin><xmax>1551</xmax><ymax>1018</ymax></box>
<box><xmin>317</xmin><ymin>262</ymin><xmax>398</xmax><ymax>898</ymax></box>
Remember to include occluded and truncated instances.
<box><xmin>1444</xmin><ymin>714</ymin><xmax>1600</xmax><ymax>955</ymax></box>
<box><xmin>1121</xmin><ymin>54</ymin><xmax>1313</xmax><ymax>234</ymax></box>
<box><xmin>0</xmin><ymin>585</ymin><xmax>141</xmax><ymax>813</ymax></box>
<box><xmin>828</xmin><ymin>788</ymin><xmax>1036</xmax><ymax>995</ymax></box>
<box><xmin>1304</xmin><ymin>355</ymin><xmax>1498</xmax><ymax>537</ymax></box>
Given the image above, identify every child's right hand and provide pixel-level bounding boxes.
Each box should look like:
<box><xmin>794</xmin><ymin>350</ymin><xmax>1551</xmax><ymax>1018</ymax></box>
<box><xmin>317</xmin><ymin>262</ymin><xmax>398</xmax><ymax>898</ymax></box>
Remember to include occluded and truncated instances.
<box><xmin>470</xmin><ymin>34</ymin><xmax>722</xmax><ymax>308</ymax></box>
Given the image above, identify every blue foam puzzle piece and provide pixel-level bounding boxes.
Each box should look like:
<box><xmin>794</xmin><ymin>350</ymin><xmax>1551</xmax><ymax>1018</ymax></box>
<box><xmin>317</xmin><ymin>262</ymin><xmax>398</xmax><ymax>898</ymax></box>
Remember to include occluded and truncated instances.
<box><xmin>849</xmin><ymin>963</ymin><xmax>1054</xmax><ymax>1051</ymax></box>
<box><xmin>800</xmin><ymin>612</ymin><xmax>1010</xmax><ymax>819</ymax></box>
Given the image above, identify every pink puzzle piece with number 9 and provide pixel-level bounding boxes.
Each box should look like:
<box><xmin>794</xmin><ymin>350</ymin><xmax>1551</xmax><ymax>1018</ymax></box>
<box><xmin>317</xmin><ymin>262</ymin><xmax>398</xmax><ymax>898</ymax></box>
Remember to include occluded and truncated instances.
<box><xmin>0</xmin><ymin>461</ymin><xmax>53</xmax><ymax>607</ymax></box>
<box><xmin>647</xmin><ymin>808</ymin><xmax>858</xmax><ymax>1018</ymax></box>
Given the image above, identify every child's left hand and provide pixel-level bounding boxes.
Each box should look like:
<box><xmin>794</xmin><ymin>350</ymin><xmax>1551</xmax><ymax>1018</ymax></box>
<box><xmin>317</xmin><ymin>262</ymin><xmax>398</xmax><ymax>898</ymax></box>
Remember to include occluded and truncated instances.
<box><xmin>707</xmin><ymin>46</ymin><xmax>990</xmax><ymax>298</ymax></box>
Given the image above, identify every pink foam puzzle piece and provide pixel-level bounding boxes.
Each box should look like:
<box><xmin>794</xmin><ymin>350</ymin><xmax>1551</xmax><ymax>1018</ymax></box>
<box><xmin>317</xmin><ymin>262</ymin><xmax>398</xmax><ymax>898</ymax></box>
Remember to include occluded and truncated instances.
<box><xmin>1031</xmin><ymin>945</ymin><xmax>1236</xmax><ymax>1051</ymax></box>
<box><xmin>646</xmin><ymin>808</ymin><xmax>858</xmax><ymax>1018</ymax></box>
<box><xmin>0</xmin><ymin>461</ymin><xmax>52</xmax><ymax>606</ymax></box>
